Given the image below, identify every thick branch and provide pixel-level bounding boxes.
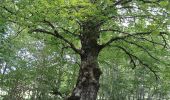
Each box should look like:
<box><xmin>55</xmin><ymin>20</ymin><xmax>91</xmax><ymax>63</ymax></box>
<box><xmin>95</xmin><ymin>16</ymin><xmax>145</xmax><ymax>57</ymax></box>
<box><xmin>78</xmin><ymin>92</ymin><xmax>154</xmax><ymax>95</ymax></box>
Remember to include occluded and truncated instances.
<box><xmin>30</xmin><ymin>29</ymin><xmax>55</xmax><ymax>36</ymax></box>
<box><xmin>114</xmin><ymin>0</ymin><xmax>123</xmax><ymax>5</ymax></box>
<box><xmin>30</xmin><ymin>29</ymin><xmax>81</xmax><ymax>54</ymax></box>
<box><xmin>114</xmin><ymin>0</ymin><xmax>132</xmax><ymax>6</ymax></box>
<box><xmin>54</xmin><ymin>31</ymin><xmax>81</xmax><ymax>54</ymax></box>
<box><xmin>101</xmin><ymin>30</ymin><xmax>169</xmax><ymax>49</ymax></box>
<box><xmin>100</xmin><ymin>30</ymin><xmax>166</xmax><ymax>49</ymax></box>
<box><xmin>100</xmin><ymin>31</ymin><xmax>152</xmax><ymax>49</ymax></box>
<box><xmin>140</xmin><ymin>0</ymin><xmax>161</xmax><ymax>5</ymax></box>
<box><xmin>42</xmin><ymin>19</ymin><xmax>55</xmax><ymax>29</ymax></box>
<box><xmin>42</xmin><ymin>20</ymin><xmax>80</xmax><ymax>38</ymax></box>
<box><xmin>1</xmin><ymin>6</ymin><xmax>14</xmax><ymax>14</ymax></box>
<box><xmin>59</xmin><ymin>27</ymin><xmax>80</xmax><ymax>38</ymax></box>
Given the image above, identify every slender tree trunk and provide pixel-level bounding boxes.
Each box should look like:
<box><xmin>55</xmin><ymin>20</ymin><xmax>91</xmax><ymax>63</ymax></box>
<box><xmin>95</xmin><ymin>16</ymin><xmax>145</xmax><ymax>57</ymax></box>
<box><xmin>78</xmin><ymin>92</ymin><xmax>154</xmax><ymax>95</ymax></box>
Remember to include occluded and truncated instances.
<box><xmin>67</xmin><ymin>21</ymin><xmax>102</xmax><ymax>100</ymax></box>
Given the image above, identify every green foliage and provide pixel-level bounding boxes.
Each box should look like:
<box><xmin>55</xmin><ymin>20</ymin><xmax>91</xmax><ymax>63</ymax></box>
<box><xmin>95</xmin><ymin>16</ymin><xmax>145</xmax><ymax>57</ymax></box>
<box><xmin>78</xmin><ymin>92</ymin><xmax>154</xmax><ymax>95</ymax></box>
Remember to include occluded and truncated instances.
<box><xmin>0</xmin><ymin>0</ymin><xmax>170</xmax><ymax>100</ymax></box>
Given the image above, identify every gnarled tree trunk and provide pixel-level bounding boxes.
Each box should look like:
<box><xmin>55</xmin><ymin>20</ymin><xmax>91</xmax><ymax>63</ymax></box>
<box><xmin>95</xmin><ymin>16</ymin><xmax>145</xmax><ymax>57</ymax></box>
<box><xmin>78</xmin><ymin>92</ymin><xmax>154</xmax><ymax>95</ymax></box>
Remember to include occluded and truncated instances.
<box><xmin>67</xmin><ymin>21</ymin><xmax>102</xmax><ymax>100</ymax></box>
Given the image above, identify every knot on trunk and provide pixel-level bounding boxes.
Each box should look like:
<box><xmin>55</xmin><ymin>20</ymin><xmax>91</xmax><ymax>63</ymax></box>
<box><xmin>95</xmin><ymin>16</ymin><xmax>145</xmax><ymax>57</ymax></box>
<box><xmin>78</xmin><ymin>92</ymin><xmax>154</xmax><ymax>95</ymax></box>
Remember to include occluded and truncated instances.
<box><xmin>80</xmin><ymin>66</ymin><xmax>102</xmax><ymax>88</ymax></box>
<box><xmin>93</xmin><ymin>67</ymin><xmax>102</xmax><ymax>80</ymax></box>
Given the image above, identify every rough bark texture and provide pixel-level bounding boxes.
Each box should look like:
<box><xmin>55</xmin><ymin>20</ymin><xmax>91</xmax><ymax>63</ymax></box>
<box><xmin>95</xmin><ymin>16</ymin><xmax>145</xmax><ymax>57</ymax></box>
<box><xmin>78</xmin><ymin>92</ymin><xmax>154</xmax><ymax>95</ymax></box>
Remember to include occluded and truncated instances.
<box><xmin>67</xmin><ymin>21</ymin><xmax>102</xmax><ymax>100</ymax></box>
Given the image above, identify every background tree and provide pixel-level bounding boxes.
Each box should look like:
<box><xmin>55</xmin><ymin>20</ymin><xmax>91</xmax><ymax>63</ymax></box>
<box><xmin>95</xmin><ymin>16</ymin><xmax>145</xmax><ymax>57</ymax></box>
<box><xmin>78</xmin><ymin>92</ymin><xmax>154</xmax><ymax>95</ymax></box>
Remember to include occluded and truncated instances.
<box><xmin>0</xmin><ymin>0</ymin><xmax>170</xmax><ymax>100</ymax></box>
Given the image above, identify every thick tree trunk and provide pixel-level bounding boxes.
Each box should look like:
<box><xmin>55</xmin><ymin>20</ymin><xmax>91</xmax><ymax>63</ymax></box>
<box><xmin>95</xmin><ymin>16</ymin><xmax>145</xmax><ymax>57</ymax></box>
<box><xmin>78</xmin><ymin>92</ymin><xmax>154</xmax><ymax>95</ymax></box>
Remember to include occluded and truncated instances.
<box><xmin>67</xmin><ymin>21</ymin><xmax>102</xmax><ymax>100</ymax></box>
<box><xmin>67</xmin><ymin>54</ymin><xmax>102</xmax><ymax>100</ymax></box>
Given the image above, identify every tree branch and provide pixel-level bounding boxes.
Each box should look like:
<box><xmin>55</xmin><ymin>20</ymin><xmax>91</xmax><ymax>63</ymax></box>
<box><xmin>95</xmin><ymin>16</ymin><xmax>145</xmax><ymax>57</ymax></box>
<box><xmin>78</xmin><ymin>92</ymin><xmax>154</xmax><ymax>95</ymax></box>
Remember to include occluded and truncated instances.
<box><xmin>30</xmin><ymin>29</ymin><xmax>81</xmax><ymax>54</ymax></box>
<box><xmin>140</xmin><ymin>0</ymin><xmax>161</xmax><ymax>5</ymax></box>
<box><xmin>114</xmin><ymin>0</ymin><xmax>132</xmax><ymax>6</ymax></box>
<box><xmin>59</xmin><ymin>27</ymin><xmax>80</xmax><ymax>38</ymax></box>
<box><xmin>160</xmin><ymin>33</ymin><xmax>168</xmax><ymax>49</ymax></box>
<box><xmin>30</xmin><ymin>29</ymin><xmax>55</xmax><ymax>36</ymax></box>
<box><xmin>42</xmin><ymin>19</ymin><xmax>55</xmax><ymax>29</ymax></box>
<box><xmin>115</xmin><ymin>45</ymin><xmax>159</xmax><ymax>79</ymax></box>
<box><xmin>123</xmin><ymin>39</ymin><xmax>161</xmax><ymax>62</ymax></box>
<box><xmin>100</xmin><ymin>30</ymin><xmax>167</xmax><ymax>49</ymax></box>
<box><xmin>41</xmin><ymin>20</ymin><xmax>80</xmax><ymax>38</ymax></box>
<box><xmin>115</xmin><ymin>45</ymin><xmax>137</xmax><ymax>69</ymax></box>
<box><xmin>54</xmin><ymin>30</ymin><xmax>81</xmax><ymax>54</ymax></box>
<box><xmin>100</xmin><ymin>31</ymin><xmax>152</xmax><ymax>49</ymax></box>
<box><xmin>134</xmin><ymin>37</ymin><xmax>169</xmax><ymax>49</ymax></box>
<box><xmin>1</xmin><ymin>6</ymin><xmax>14</xmax><ymax>14</ymax></box>
<box><xmin>102</xmin><ymin>29</ymin><xmax>169</xmax><ymax>49</ymax></box>
<box><xmin>114</xmin><ymin>0</ymin><xmax>123</xmax><ymax>5</ymax></box>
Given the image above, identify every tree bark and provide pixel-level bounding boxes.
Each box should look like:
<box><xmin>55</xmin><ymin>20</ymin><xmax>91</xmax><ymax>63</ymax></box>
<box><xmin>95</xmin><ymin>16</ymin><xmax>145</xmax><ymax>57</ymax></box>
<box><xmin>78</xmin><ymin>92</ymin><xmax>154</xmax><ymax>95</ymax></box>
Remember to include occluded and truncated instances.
<box><xmin>67</xmin><ymin>21</ymin><xmax>102</xmax><ymax>100</ymax></box>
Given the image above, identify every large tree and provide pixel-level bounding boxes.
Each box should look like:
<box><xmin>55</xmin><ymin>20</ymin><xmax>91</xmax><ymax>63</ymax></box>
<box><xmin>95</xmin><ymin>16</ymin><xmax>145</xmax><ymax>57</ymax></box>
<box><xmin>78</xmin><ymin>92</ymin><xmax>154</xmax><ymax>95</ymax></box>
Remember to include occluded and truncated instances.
<box><xmin>1</xmin><ymin>0</ymin><xmax>170</xmax><ymax>100</ymax></box>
